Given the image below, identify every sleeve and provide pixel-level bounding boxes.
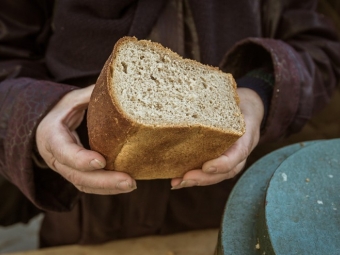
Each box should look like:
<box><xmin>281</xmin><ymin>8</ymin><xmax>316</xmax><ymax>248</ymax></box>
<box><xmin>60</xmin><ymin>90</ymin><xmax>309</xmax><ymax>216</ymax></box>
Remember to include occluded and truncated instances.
<box><xmin>0</xmin><ymin>0</ymin><xmax>80</xmax><ymax>211</ymax></box>
<box><xmin>236</xmin><ymin>68</ymin><xmax>275</xmax><ymax>130</ymax></box>
<box><xmin>220</xmin><ymin>0</ymin><xmax>340</xmax><ymax>143</ymax></box>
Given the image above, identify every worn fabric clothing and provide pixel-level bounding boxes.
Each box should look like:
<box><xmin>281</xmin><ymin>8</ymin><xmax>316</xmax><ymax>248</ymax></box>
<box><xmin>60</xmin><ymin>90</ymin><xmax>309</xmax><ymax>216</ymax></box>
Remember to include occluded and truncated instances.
<box><xmin>0</xmin><ymin>0</ymin><xmax>340</xmax><ymax>247</ymax></box>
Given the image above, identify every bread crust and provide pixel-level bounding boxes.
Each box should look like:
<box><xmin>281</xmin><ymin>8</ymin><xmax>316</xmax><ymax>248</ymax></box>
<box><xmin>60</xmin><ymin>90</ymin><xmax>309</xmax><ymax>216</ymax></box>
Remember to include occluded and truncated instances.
<box><xmin>88</xmin><ymin>37</ymin><xmax>245</xmax><ymax>179</ymax></box>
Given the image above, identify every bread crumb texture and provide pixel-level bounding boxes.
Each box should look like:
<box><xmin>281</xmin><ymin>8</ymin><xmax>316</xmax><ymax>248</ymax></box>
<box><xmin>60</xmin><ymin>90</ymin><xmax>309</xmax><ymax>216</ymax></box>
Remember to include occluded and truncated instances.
<box><xmin>88</xmin><ymin>37</ymin><xmax>245</xmax><ymax>179</ymax></box>
<box><xmin>113</xmin><ymin>39</ymin><xmax>244</xmax><ymax>132</ymax></box>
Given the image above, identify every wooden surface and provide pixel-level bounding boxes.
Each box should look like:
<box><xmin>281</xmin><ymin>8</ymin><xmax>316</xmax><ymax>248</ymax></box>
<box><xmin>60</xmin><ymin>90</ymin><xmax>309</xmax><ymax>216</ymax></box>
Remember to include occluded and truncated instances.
<box><xmin>6</xmin><ymin>229</ymin><xmax>219</xmax><ymax>255</ymax></box>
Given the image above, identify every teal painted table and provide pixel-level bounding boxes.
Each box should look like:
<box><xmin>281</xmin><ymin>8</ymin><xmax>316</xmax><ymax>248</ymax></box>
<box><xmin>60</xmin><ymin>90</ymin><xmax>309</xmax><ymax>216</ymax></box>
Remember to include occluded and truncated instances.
<box><xmin>217</xmin><ymin>139</ymin><xmax>340</xmax><ymax>255</ymax></box>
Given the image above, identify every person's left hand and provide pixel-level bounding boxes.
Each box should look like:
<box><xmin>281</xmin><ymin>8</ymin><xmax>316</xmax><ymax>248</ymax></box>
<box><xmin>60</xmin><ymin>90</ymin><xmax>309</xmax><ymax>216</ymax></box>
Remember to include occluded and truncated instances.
<box><xmin>171</xmin><ymin>88</ymin><xmax>264</xmax><ymax>189</ymax></box>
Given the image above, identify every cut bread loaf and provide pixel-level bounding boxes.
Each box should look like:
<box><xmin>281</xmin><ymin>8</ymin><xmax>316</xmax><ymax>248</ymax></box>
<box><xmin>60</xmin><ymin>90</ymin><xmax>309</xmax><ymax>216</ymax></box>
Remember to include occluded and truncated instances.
<box><xmin>87</xmin><ymin>36</ymin><xmax>245</xmax><ymax>179</ymax></box>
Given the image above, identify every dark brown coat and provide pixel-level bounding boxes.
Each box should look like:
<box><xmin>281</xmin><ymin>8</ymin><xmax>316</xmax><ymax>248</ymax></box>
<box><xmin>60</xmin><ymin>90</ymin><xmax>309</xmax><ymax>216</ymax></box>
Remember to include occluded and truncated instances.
<box><xmin>0</xmin><ymin>0</ymin><xmax>339</xmax><ymax>247</ymax></box>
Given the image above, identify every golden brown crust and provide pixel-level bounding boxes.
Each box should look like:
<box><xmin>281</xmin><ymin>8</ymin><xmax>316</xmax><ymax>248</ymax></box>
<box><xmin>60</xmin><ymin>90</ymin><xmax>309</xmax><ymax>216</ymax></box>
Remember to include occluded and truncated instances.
<box><xmin>87</xmin><ymin>36</ymin><xmax>245</xmax><ymax>179</ymax></box>
<box><xmin>114</xmin><ymin>125</ymin><xmax>241</xmax><ymax>179</ymax></box>
<box><xmin>87</xmin><ymin>44</ymin><xmax>139</xmax><ymax>168</ymax></box>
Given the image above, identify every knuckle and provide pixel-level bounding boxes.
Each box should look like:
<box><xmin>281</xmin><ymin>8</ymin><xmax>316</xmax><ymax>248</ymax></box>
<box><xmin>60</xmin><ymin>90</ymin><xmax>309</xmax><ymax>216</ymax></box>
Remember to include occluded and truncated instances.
<box><xmin>73</xmin><ymin>159</ymin><xmax>84</xmax><ymax>171</ymax></box>
<box><xmin>54</xmin><ymin>148</ymin><xmax>86</xmax><ymax>171</ymax></box>
<box><xmin>198</xmin><ymin>180</ymin><xmax>209</xmax><ymax>186</ymax></box>
<box><xmin>226</xmin><ymin>164</ymin><xmax>244</xmax><ymax>179</ymax></box>
<box><xmin>215</xmin><ymin>155</ymin><xmax>231</xmax><ymax>173</ymax></box>
<box><xmin>227</xmin><ymin>169</ymin><xmax>238</xmax><ymax>179</ymax></box>
<box><xmin>50</xmin><ymin>158</ymin><xmax>57</xmax><ymax>170</ymax></box>
<box><xmin>93</xmin><ymin>180</ymin><xmax>107</xmax><ymax>190</ymax></box>
<box><xmin>75</xmin><ymin>185</ymin><xmax>87</xmax><ymax>193</ymax></box>
<box><xmin>106</xmin><ymin>189</ymin><xmax>120</xmax><ymax>195</ymax></box>
<box><xmin>238</xmin><ymin>145</ymin><xmax>250</xmax><ymax>160</ymax></box>
<box><xmin>75</xmin><ymin>185</ymin><xmax>97</xmax><ymax>195</ymax></box>
<box><xmin>73</xmin><ymin>150</ymin><xmax>89</xmax><ymax>171</ymax></box>
<box><xmin>67</xmin><ymin>171</ymin><xmax>83</xmax><ymax>187</ymax></box>
<box><xmin>198</xmin><ymin>178</ymin><xmax>215</xmax><ymax>186</ymax></box>
<box><xmin>75</xmin><ymin>185</ymin><xmax>119</xmax><ymax>195</ymax></box>
<box><xmin>52</xmin><ymin>146</ymin><xmax>66</xmax><ymax>165</ymax></box>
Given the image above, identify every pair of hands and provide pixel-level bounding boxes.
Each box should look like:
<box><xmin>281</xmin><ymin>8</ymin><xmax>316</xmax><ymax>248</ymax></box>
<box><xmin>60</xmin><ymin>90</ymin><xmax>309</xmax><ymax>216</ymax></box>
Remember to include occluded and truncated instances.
<box><xmin>36</xmin><ymin>85</ymin><xmax>264</xmax><ymax>195</ymax></box>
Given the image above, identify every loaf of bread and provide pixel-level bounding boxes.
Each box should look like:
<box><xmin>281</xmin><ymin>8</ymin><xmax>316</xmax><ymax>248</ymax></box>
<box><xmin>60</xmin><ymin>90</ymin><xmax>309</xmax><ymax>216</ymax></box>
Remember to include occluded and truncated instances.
<box><xmin>87</xmin><ymin>37</ymin><xmax>245</xmax><ymax>179</ymax></box>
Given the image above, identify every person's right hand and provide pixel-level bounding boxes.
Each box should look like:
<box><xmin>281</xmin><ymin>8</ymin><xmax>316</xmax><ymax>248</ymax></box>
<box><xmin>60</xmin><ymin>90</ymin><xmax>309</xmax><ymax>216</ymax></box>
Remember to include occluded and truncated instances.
<box><xmin>36</xmin><ymin>85</ymin><xmax>137</xmax><ymax>195</ymax></box>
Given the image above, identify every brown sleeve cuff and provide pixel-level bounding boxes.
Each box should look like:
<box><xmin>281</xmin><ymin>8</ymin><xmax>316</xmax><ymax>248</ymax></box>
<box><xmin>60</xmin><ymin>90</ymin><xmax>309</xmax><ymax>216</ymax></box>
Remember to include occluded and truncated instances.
<box><xmin>220</xmin><ymin>38</ymin><xmax>313</xmax><ymax>144</ymax></box>
<box><xmin>236</xmin><ymin>68</ymin><xmax>274</xmax><ymax>130</ymax></box>
<box><xmin>0</xmin><ymin>77</ymin><xmax>80</xmax><ymax>212</ymax></box>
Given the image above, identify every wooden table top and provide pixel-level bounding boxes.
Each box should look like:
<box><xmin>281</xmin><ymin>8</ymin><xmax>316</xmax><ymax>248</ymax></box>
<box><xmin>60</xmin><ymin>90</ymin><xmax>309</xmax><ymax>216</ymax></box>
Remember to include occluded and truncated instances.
<box><xmin>6</xmin><ymin>229</ymin><xmax>219</xmax><ymax>255</ymax></box>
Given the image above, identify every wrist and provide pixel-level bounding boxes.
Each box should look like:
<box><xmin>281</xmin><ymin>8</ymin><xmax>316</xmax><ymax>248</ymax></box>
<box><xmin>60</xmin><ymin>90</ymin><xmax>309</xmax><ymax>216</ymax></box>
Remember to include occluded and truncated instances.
<box><xmin>237</xmin><ymin>87</ymin><xmax>264</xmax><ymax>126</ymax></box>
<box><xmin>236</xmin><ymin>68</ymin><xmax>274</xmax><ymax>130</ymax></box>
<box><xmin>32</xmin><ymin>134</ymin><xmax>49</xmax><ymax>169</ymax></box>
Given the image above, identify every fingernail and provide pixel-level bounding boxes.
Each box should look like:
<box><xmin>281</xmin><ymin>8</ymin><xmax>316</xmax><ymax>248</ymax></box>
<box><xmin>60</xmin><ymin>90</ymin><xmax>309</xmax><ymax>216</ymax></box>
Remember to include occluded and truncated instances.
<box><xmin>90</xmin><ymin>159</ymin><xmax>105</xmax><ymax>169</ymax></box>
<box><xmin>206</xmin><ymin>167</ymin><xmax>217</xmax><ymax>173</ymax></box>
<box><xmin>171</xmin><ymin>185</ymin><xmax>182</xmax><ymax>190</ymax></box>
<box><xmin>172</xmin><ymin>180</ymin><xmax>198</xmax><ymax>190</ymax></box>
<box><xmin>130</xmin><ymin>182</ymin><xmax>137</xmax><ymax>190</ymax></box>
<box><xmin>116</xmin><ymin>181</ymin><xmax>137</xmax><ymax>191</ymax></box>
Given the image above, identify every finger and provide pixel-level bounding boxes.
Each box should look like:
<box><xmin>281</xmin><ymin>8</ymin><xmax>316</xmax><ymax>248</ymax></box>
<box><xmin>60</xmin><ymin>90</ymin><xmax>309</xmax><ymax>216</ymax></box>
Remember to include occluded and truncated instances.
<box><xmin>47</xmin><ymin>85</ymin><xmax>94</xmax><ymax>120</ymax></box>
<box><xmin>79</xmin><ymin>84</ymin><xmax>95</xmax><ymax>101</ymax></box>
<box><xmin>67</xmin><ymin>85</ymin><xmax>94</xmax><ymax>111</ymax></box>
<box><xmin>66</xmin><ymin>85</ymin><xmax>95</xmax><ymax>107</ymax></box>
<box><xmin>202</xmin><ymin>138</ymin><xmax>250</xmax><ymax>174</ymax></box>
<box><xmin>64</xmin><ymin>108</ymin><xmax>86</xmax><ymax>131</ymax></box>
<box><xmin>171</xmin><ymin>177</ymin><xmax>183</xmax><ymax>187</ymax></box>
<box><xmin>71</xmin><ymin>130</ymin><xmax>83</xmax><ymax>146</ymax></box>
<box><xmin>54</xmin><ymin>161</ymin><xmax>137</xmax><ymax>195</ymax></box>
<box><xmin>47</xmin><ymin>125</ymin><xmax>106</xmax><ymax>171</ymax></box>
<box><xmin>172</xmin><ymin>161</ymin><xmax>246</xmax><ymax>189</ymax></box>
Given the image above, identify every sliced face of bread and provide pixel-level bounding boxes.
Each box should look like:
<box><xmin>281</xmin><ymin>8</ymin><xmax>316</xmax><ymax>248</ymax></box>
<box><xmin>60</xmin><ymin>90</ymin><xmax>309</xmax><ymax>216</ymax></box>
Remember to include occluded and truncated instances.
<box><xmin>88</xmin><ymin>37</ymin><xmax>245</xmax><ymax>179</ymax></box>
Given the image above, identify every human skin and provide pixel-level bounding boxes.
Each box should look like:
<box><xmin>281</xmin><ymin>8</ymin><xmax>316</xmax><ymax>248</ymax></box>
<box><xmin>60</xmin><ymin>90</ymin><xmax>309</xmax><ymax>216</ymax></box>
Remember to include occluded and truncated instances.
<box><xmin>36</xmin><ymin>86</ymin><xmax>263</xmax><ymax>194</ymax></box>
<box><xmin>171</xmin><ymin>87</ymin><xmax>264</xmax><ymax>189</ymax></box>
<box><xmin>36</xmin><ymin>85</ymin><xmax>137</xmax><ymax>195</ymax></box>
